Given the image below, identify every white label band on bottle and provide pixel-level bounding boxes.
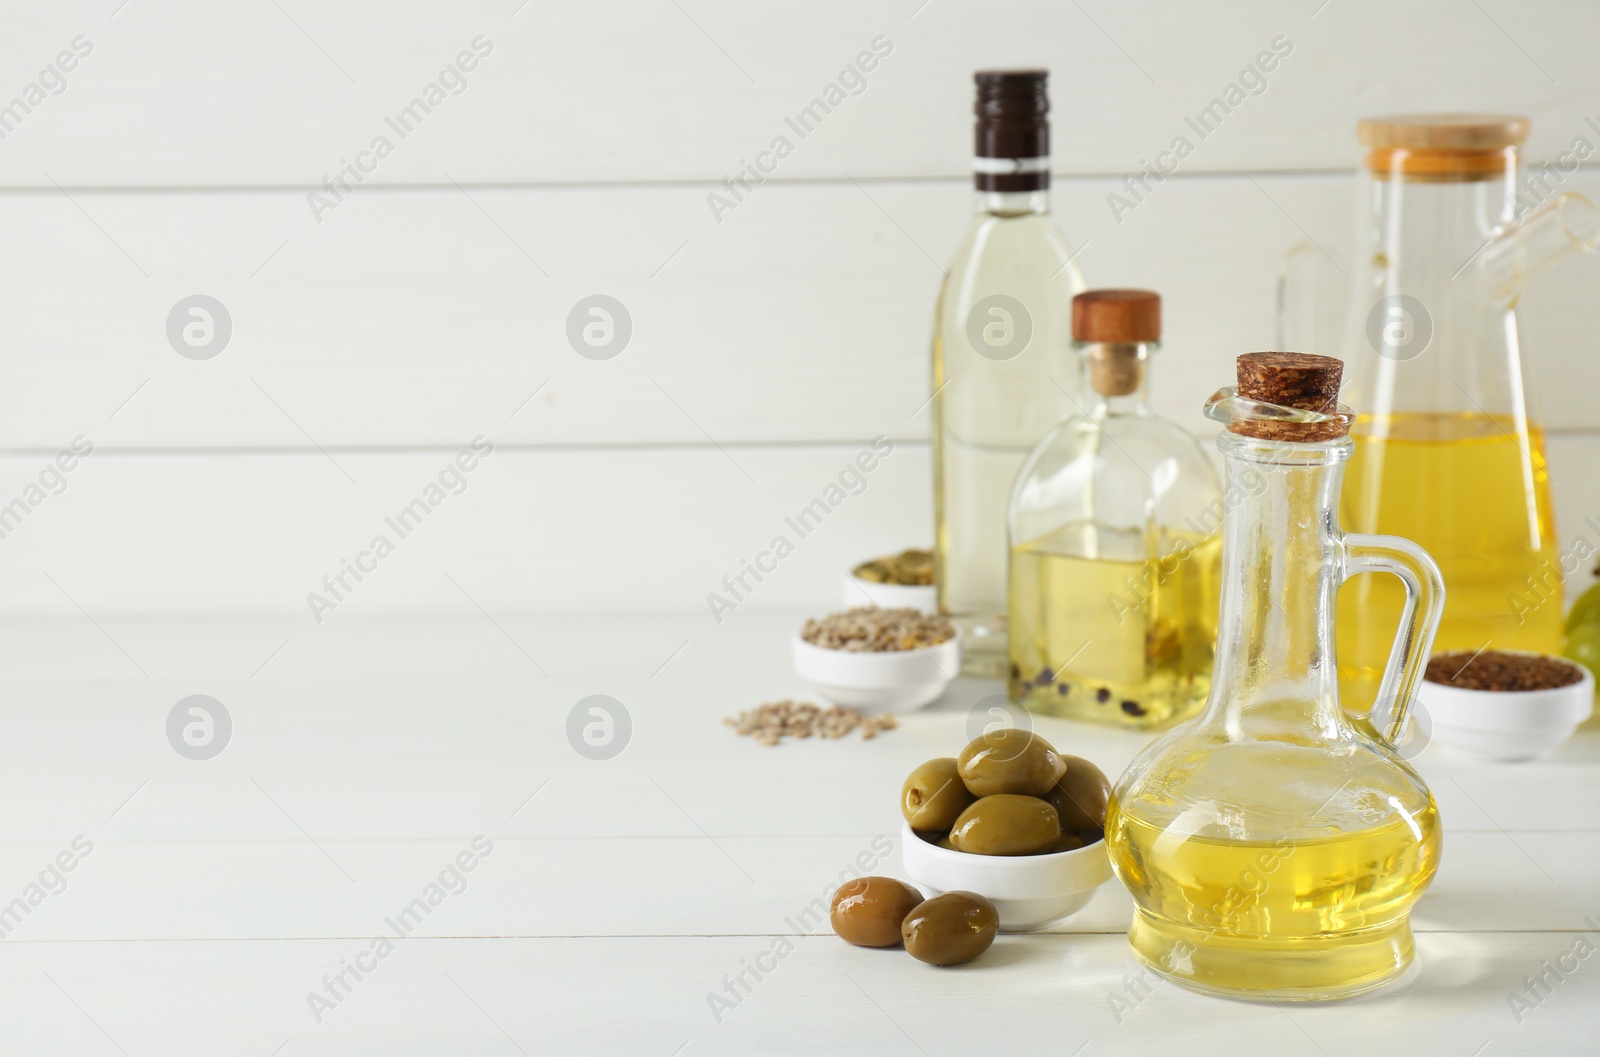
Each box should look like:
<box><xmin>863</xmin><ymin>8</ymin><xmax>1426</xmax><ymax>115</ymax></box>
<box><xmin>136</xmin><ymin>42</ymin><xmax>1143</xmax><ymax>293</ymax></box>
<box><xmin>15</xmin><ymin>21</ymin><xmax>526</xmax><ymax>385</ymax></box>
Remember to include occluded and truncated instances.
<box><xmin>972</xmin><ymin>156</ymin><xmax>1050</xmax><ymax>174</ymax></box>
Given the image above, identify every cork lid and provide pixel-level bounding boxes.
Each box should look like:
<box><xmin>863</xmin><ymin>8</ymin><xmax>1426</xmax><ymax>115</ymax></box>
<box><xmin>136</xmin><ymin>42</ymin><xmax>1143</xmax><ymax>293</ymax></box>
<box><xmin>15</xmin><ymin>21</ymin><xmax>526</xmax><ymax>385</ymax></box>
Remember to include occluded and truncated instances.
<box><xmin>1359</xmin><ymin>114</ymin><xmax>1527</xmax><ymax>182</ymax></box>
<box><xmin>1230</xmin><ymin>352</ymin><xmax>1347</xmax><ymax>442</ymax></box>
<box><xmin>1357</xmin><ymin>113</ymin><xmax>1529</xmax><ymax>150</ymax></box>
<box><xmin>1073</xmin><ymin>289</ymin><xmax>1160</xmax><ymax>343</ymax></box>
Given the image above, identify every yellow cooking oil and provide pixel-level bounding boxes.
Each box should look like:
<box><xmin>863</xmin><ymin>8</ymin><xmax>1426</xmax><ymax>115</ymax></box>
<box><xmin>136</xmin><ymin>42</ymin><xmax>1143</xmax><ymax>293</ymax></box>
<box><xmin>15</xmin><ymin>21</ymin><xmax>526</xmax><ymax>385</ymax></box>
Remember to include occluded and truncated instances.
<box><xmin>1337</xmin><ymin>411</ymin><xmax>1561</xmax><ymax>710</ymax></box>
<box><xmin>1008</xmin><ymin>522</ymin><xmax>1219</xmax><ymax>727</ymax></box>
<box><xmin>1107</xmin><ymin>783</ymin><xmax>1442</xmax><ymax>999</ymax></box>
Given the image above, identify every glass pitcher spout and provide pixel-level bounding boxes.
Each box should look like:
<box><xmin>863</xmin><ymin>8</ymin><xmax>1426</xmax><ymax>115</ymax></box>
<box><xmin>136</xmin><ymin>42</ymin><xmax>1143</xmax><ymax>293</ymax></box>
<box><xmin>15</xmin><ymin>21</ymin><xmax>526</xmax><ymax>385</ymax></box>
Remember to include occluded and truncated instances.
<box><xmin>1478</xmin><ymin>191</ymin><xmax>1600</xmax><ymax>304</ymax></box>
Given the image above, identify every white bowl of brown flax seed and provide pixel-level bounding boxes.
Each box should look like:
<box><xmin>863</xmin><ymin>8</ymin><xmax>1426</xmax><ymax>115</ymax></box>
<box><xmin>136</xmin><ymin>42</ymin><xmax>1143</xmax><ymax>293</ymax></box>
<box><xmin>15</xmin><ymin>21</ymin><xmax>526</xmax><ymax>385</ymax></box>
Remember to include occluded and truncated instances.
<box><xmin>1419</xmin><ymin>649</ymin><xmax>1593</xmax><ymax>762</ymax></box>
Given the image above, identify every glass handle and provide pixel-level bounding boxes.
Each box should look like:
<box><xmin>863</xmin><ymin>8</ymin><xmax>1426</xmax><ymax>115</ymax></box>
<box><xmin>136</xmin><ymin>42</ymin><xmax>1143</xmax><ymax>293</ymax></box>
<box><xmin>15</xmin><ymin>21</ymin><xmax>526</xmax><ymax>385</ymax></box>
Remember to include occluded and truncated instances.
<box><xmin>1479</xmin><ymin>192</ymin><xmax>1600</xmax><ymax>303</ymax></box>
<box><xmin>1277</xmin><ymin>241</ymin><xmax>1319</xmax><ymax>350</ymax></box>
<box><xmin>1340</xmin><ymin>534</ymin><xmax>1446</xmax><ymax>745</ymax></box>
<box><xmin>1277</xmin><ymin>240</ymin><xmax>1350</xmax><ymax>357</ymax></box>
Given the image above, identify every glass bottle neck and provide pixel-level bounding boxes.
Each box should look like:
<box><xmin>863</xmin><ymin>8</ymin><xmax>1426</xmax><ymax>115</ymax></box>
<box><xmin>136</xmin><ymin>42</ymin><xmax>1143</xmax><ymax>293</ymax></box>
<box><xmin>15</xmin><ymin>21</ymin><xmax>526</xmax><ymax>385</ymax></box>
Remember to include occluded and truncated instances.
<box><xmin>977</xmin><ymin>189</ymin><xmax>1049</xmax><ymax>216</ymax></box>
<box><xmin>1078</xmin><ymin>341</ymin><xmax>1154</xmax><ymax>417</ymax></box>
<box><xmin>1204</xmin><ymin>433</ymin><xmax>1352</xmax><ymax>738</ymax></box>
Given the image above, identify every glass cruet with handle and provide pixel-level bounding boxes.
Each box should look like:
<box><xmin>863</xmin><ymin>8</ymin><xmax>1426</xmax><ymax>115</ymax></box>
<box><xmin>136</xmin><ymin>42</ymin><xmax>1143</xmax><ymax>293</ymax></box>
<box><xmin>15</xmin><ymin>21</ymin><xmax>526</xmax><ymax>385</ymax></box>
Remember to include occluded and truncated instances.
<box><xmin>1105</xmin><ymin>352</ymin><xmax>1447</xmax><ymax>1002</ymax></box>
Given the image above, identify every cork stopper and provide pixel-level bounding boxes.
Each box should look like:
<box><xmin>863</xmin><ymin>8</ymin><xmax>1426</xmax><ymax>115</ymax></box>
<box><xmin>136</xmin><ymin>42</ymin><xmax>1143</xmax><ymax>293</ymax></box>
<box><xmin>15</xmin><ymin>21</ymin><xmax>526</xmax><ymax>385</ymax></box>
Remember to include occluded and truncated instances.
<box><xmin>1231</xmin><ymin>352</ymin><xmax>1347</xmax><ymax>442</ymax></box>
<box><xmin>1075</xmin><ymin>291</ymin><xmax>1158</xmax><ymax>398</ymax></box>
<box><xmin>1073</xmin><ymin>289</ymin><xmax>1160</xmax><ymax>343</ymax></box>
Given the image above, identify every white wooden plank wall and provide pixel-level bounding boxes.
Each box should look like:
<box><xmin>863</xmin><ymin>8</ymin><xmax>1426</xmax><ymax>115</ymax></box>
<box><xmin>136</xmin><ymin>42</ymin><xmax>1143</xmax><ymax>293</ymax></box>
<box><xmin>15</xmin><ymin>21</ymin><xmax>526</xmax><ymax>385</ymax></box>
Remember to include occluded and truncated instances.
<box><xmin>0</xmin><ymin>0</ymin><xmax>1596</xmax><ymax>614</ymax></box>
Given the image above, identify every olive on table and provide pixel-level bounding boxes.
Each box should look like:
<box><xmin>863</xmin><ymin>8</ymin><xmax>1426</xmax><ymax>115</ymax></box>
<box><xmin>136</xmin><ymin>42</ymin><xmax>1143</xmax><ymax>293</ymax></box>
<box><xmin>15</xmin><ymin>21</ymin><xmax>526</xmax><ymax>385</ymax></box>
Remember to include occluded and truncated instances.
<box><xmin>948</xmin><ymin>794</ymin><xmax>1061</xmax><ymax>856</ymax></box>
<box><xmin>1044</xmin><ymin>755</ymin><xmax>1112</xmax><ymax>832</ymax></box>
<box><xmin>831</xmin><ymin>876</ymin><xmax>924</xmax><ymax>948</ymax></box>
<box><xmin>901</xmin><ymin>891</ymin><xmax>999</xmax><ymax>966</ymax></box>
<box><xmin>901</xmin><ymin>757</ymin><xmax>977</xmax><ymax>831</ymax></box>
<box><xmin>956</xmin><ymin>728</ymin><xmax>1067</xmax><ymax>797</ymax></box>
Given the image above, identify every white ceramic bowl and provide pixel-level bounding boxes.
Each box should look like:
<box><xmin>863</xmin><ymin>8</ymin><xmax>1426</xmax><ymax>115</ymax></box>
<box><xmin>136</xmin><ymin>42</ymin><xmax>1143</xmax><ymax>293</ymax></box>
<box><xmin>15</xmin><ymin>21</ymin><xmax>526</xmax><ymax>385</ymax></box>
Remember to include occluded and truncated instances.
<box><xmin>792</xmin><ymin>633</ymin><xmax>960</xmax><ymax>714</ymax></box>
<box><xmin>1419</xmin><ymin>654</ymin><xmax>1594</xmax><ymax>762</ymax></box>
<box><xmin>899</xmin><ymin>821</ymin><xmax>1112</xmax><ymax>932</ymax></box>
<box><xmin>841</xmin><ymin>572</ymin><xmax>939</xmax><ymax>615</ymax></box>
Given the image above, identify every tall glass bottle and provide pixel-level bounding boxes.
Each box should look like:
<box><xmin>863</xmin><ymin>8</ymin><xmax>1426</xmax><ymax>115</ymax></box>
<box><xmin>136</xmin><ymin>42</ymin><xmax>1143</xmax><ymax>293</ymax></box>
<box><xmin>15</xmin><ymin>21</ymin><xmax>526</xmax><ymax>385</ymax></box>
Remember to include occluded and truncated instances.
<box><xmin>1107</xmin><ymin>353</ymin><xmax>1446</xmax><ymax>1002</ymax></box>
<box><xmin>932</xmin><ymin>69</ymin><xmax>1087</xmax><ymax>677</ymax></box>
<box><xmin>1008</xmin><ymin>290</ymin><xmax>1221</xmax><ymax>728</ymax></box>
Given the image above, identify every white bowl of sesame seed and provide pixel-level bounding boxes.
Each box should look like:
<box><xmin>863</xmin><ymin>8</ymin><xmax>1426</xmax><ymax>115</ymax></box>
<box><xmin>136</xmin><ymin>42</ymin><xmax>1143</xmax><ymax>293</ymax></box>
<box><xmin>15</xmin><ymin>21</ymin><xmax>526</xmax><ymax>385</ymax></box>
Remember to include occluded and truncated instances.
<box><xmin>792</xmin><ymin>608</ymin><xmax>961</xmax><ymax>713</ymax></box>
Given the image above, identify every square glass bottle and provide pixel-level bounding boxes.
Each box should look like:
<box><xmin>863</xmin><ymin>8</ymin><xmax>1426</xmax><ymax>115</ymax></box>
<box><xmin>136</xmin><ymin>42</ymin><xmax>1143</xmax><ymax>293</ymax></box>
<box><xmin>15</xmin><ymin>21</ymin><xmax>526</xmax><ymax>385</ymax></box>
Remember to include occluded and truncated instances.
<box><xmin>1007</xmin><ymin>290</ymin><xmax>1221</xmax><ymax>727</ymax></box>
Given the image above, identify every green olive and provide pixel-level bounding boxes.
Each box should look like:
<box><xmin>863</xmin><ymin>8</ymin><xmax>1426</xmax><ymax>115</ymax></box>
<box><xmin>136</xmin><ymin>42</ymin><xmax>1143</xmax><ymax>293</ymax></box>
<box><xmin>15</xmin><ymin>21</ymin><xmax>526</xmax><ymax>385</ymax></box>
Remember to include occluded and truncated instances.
<box><xmin>956</xmin><ymin>728</ymin><xmax>1067</xmax><ymax>797</ymax></box>
<box><xmin>901</xmin><ymin>758</ymin><xmax>977</xmax><ymax>831</ymax></box>
<box><xmin>1044</xmin><ymin>755</ymin><xmax>1112</xmax><ymax>831</ymax></box>
<box><xmin>901</xmin><ymin>891</ymin><xmax>998</xmax><ymax>966</ymax></box>
<box><xmin>1565</xmin><ymin>583</ymin><xmax>1600</xmax><ymax>633</ymax></box>
<box><xmin>830</xmin><ymin>876</ymin><xmax>923</xmax><ymax>948</ymax></box>
<box><xmin>1565</xmin><ymin>622</ymin><xmax>1600</xmax><ymax>681</ymax></box>
<box><xmin>1049</xmin><ymin>831</ymin><xmax>1087</xmax><ymax>854</ymax></box>
<box><xmin>948</xmin><ymin>794</ymin><xmax>1060</xmax><ymax>856</ymax></box>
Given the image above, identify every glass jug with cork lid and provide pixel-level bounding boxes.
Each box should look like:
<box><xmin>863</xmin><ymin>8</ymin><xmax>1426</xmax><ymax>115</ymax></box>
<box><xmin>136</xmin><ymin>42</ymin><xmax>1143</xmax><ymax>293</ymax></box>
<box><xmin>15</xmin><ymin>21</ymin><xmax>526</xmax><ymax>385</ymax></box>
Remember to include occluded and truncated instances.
<box><xmin>1281</xmin><ymin>114</ymin><xmax>1600</xmax><ymax>710</ymax></box>
<box><xmin>1007</xmin><ymin>290</ymin><xmax>1221</xmax><ymax>728</ymax></box>
<box><xmin>1105</xmin><ymin>352</ymin><xmax>1446</xmax><ymax>1002</ymax></box>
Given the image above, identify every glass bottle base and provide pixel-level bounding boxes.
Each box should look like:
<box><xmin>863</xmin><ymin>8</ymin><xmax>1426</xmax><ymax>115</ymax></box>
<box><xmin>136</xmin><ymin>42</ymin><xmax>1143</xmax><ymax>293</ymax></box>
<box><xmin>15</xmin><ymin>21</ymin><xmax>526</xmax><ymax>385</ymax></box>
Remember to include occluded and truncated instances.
<box><xmin>951</xmin><ymin>614</ymin><xmax>1008</xmax><ymax>678</ymax></box>
<box><xmin>1012</xmin><ymin>678</ymin><xmax>1206</xmax><ymax>730</ymax></box>
<box><xmin>1125</xmin><ymin>908</ymin><xmax>1418</xmax><ymax>1002</ymax></box>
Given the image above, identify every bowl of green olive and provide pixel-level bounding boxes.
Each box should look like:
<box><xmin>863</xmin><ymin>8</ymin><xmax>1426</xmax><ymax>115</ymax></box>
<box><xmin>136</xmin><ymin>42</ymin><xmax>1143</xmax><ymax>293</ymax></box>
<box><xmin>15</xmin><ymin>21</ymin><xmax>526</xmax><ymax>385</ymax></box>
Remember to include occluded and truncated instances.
<box><xmin>897</xmin><ymin>729</ymin><xmax>1113</xmax><ymax>932</ymax></box>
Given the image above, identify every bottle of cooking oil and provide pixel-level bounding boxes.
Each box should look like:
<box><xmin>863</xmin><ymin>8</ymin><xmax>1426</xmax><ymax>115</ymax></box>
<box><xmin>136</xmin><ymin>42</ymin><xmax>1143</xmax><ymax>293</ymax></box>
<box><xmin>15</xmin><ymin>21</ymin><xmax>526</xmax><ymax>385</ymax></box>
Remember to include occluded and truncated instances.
<box><xmin>1107</xmin><ymin>352</ymin><xmax>1447</xmax><ymax>1002</ymax></box>
<box><xmin>1008</xmin><ymin>290</ymin><xmax>1221</xmax><ymax>728</ymax></box>
<box><xmin>931</xmin><ymin>69</ymin><xmax>1087</xmax><ymax>677</ymax></box>
<box><xmin>1281</xmin><ymin>114</ymin><xmax>1599</xmax><ymax>710</ymax></box>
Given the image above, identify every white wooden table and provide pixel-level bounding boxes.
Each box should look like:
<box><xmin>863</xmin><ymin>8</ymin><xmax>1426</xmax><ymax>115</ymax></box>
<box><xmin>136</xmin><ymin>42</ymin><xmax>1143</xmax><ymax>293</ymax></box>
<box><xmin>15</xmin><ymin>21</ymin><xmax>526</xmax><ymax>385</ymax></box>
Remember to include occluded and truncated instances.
<box><xmin>3</xmin><ymin>611</ymin><xmax>1595</xmax><ymax>1055</ymax></box>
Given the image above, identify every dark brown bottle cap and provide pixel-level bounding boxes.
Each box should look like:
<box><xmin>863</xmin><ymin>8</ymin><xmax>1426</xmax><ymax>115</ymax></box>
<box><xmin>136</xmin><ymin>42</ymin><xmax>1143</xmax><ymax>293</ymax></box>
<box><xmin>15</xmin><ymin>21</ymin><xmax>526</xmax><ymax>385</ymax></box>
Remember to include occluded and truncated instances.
<box><xmin>974</xmin><ymin>69</ymin><xmax>1049</xmax><ymax>192</ymax></box>
<box><xmin>1073</xmin><ymin>289</ymin><xmax>1161</xmax><ymax>343</ymax></box>
<box><xmin>1231</xmin><ymin>352</ymin><xmax>1347</xmax><ymax>441</ymax></box>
